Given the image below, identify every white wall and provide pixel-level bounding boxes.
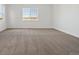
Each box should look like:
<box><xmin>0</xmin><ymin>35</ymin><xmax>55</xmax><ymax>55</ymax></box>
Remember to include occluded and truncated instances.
<box><xmin>52</xmin><ymin>4</ymin><xmax>79</xmax><ymax>38</ymax></box>
<box><xmin>6</xmin><ymin>4</ymin><xmax>52</xmax><ymax>28</ymax></box>
<box><xmin>5</xmin><ymin>4</ymin><xmax>79</xmax><ymax>38</ymax></box>
<box><xmin>0</xmin><ymin>4</ymin><xmax>7</xmax><ymax>31</ymax></box>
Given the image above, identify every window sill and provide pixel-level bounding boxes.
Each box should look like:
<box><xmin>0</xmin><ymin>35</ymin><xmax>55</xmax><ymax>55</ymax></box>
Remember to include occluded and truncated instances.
<box><xmin>23</xmin><ymin>17</ymin><xmax>38</xmax><ymax>21</ymax></box>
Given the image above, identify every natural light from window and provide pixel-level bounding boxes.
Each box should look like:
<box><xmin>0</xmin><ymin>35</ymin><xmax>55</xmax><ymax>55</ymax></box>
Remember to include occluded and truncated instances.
<box><xmin>22</xmin><ymin>8</ymin><xmax>38</xmax><ymax>21</ymax></box>
<box><xmin>0</xmin><ymin>5</ymin><xmax>4</xmax><ymax>20</ymax></box>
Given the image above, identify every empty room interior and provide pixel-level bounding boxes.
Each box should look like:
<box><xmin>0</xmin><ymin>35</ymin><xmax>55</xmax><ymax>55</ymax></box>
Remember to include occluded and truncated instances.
<box><xmin>0</xmin><ymin>4</ymin><xmax>79</xmax><ymax>55</ymax></box>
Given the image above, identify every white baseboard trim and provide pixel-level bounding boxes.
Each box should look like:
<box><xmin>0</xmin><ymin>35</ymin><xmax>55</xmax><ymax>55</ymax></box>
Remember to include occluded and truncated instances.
<box><xmin>7</xmin><ymin>28</ymin><xmax>52</xmax><ymax>30</ymax></box>
<box><xmin>53</xmin><ymin>27</ymin><xmax>79</xmax><ymax>38</ymax></box>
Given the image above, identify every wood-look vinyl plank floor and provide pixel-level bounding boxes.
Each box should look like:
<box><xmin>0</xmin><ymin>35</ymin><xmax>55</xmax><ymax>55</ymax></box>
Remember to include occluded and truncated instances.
<box><xmin>0</xmin><ymin>28</ymin><xmax>79</xmax><ymax>55</ymax></box>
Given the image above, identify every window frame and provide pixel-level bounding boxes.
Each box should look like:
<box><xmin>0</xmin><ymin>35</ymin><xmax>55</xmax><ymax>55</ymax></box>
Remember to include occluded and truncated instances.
<box><xmin>22</xmin><ymin>8</ymin><xmax>38</xmax><ymax>21</ymax></box>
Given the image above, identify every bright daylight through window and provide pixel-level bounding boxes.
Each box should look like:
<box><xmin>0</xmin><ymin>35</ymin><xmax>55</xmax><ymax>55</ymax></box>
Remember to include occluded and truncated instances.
<box><xmin>23</xmin><ymin>8</ymin><xmax>38</xmax><ymax>21</ymax></box>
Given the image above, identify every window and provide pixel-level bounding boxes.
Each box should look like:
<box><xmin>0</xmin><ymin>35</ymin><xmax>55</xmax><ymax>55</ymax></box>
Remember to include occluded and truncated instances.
<box><xmin>0</xmin><ymin>5</ymin><xmax>4</xmax><ymax>20</ymax></box>
<box><xmin>22</xmin><ymin>8</ymin><xmax>38</xmax><ymax>21</ymax></box>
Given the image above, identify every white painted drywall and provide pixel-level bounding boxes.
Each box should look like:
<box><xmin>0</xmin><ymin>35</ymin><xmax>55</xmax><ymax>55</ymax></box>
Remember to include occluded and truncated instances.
<box><xmin>0</xmin><ymin>4</ymin><xmax>7</xmax><ymax>31</ymax></box>
<box><xmin>6</xmin><ymin>4</ymin><xmax>52</xmax><ymax>28</ymax></box>
<box><xmin>51</xmin><ymin>4</ymin><xmax>79</xmax><ymax>38</ymax></box>
<box><xmin>5</xmin><ymin>4</ymin><xmax>79</xmax><ymax>38</ymax></box>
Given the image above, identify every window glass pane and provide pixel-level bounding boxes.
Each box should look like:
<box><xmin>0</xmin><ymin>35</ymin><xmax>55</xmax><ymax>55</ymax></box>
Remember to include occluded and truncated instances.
<box><xmin>23</xmin><ymin>8</ymin><xmax>30</xmax><ymax>17</ymax></box>
<box><xmin>30</xmin><ymin>8</ymin><xmax>38</xmax><ymax>16</ymax></box>
<box><xmin>23</xmin><ymin>8</ymin><xmax>38</xmax><ymax>21</ymax></box>
<box><xmin>0</xmin><ymin>5</ymin><xmax>4</xmax><ymax>20</ymax></box>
